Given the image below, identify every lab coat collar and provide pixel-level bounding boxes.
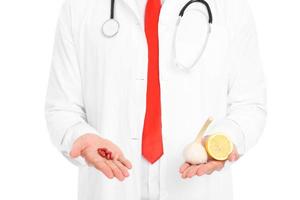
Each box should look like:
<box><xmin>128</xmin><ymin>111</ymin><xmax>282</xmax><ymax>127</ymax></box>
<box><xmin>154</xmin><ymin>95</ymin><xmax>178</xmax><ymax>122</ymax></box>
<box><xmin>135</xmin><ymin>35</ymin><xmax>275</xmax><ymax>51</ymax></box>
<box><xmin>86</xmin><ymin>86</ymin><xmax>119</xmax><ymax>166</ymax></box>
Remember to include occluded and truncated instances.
<box><xmin>121</xmin><ymin>0</ymin><xmax>143</xmax><ymax>26</ymax></box>
<box><xmin>121</xmin><ymin>0</ymin><xmax>168</xmax><ymax>27</ymax></box>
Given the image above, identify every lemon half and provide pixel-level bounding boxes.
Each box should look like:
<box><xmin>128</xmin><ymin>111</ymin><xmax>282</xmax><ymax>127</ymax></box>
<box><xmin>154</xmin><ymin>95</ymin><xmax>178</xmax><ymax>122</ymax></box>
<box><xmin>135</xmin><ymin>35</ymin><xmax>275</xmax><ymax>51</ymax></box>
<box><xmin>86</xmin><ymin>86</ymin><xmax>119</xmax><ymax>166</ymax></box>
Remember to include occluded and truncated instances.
<box><xmin>205</xmin><ymin>134</ymin><xmax>233</xmax><ymax>161</ymax></box>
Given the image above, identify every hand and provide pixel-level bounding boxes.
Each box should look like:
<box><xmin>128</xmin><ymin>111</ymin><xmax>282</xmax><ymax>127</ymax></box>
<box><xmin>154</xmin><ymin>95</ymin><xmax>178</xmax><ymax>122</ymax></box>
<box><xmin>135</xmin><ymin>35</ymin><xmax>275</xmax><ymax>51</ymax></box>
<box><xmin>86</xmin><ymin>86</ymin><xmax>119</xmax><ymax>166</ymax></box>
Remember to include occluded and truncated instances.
<box><xmin>70</xmin><ymin>133</ymin><xmax>132</xmax><ymax>181</ymax></box>
<box><xmin>179</xmin><ymin>139</ymin><xmax>239</xmax><ymax>179</ymax></box>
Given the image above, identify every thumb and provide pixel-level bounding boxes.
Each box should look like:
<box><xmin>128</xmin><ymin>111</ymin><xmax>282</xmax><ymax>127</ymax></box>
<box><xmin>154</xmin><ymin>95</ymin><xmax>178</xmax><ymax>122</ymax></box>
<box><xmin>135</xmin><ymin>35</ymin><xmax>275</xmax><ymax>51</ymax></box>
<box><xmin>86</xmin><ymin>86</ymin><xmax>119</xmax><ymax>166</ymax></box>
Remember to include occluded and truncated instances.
<box><xmin>228</xmin><ymin>149</ymin><xmax>239</xmax><ymax>162</ymax></box>
<box><xmin>228</xmin><ymin>153</ymin><xmax>236</xmax><ymax>162</ymax></box>
<box><xmin>70</xmin><ymin>138</ymin><xmax>86</xmax><ymax>158</ymax></box>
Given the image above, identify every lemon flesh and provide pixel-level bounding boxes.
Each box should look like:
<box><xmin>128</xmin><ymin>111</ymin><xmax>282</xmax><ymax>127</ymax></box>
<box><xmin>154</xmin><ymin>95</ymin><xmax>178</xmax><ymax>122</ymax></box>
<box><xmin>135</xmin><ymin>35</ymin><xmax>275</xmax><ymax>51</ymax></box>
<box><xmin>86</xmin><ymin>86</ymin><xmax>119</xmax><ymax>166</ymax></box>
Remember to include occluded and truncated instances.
<box><xmin>205</xmin><ymin>134</ymin><xmax>233</xmax><ymax>161</ymax></box>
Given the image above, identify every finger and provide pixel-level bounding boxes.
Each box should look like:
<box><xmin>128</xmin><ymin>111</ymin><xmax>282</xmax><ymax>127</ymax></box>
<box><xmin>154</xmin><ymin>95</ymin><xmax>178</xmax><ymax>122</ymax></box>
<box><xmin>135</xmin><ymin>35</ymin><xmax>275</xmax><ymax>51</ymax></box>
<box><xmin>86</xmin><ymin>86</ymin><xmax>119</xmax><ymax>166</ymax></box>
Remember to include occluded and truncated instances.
<box><xmin>113</xmin><ymin>160</ymin><xmax>129</xmax><ymax>177</ymax></box>
<box><xmin>228</xmin><ymin>149</ymin><xmax>239</xmax><ymax>162</ymax></box>
<box><xmin>215</xmin><ymin>161</ymin><xmax>225</xmax><ymax>171</ymax></box>
<box><xmin>94</xmin><ymin>160</ymin><xmax>114</xmax><ymax>179</ymax></box>
<box><xmin>182</xmin><ymin>166</ymin><xmax>193</xmax><ymax>179</ymax></box>
<box><xmin>70</xmin><ymin>138</ymin><xmax>87</xmax><ymax>158</ymax></box>
<box><xmin>186</xmin><ymin>165</ymin><xmax>199</xmax><ymax>178</ymax></box>
<box><xmin>228</xmin><ymin>153</ymin><xmax>236</xmax><ymax>162</ymax></box>
<box><xmin>196</xmin><ymin>163</ymin><xmax>211</xmax><ymax>176</ymax></box>
<box><xmin>118</xmin><ymin>155</ymin><xmax>132</xmax><ymax>169</ymax></box>
<box><xmin>179</xmin><ymin>162</ymin><xmax>191</xmax><ymax>173</ymax></box>
<box><xmin>106</xmin><ymin>160</ymin><xmax>125</xmax><ymax>181</ymax></box>
<box><xmin>204</xmin><ymin>161</ymin><xmax>224</xmax><ymax>175</ymax></box>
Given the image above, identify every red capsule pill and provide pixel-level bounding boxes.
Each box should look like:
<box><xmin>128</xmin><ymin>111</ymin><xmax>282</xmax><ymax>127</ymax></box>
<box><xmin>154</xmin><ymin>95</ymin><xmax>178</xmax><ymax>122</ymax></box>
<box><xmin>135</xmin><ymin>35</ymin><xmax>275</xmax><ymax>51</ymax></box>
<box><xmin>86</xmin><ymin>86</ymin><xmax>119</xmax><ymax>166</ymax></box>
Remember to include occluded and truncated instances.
<box><xmin>107</xmin><ymin>152</ymin><xmax>112</xmax><ymax>160</ymax></box>
<box><xmin>98</xmin><ymin>148</ymin><xmax>108</xmax><ymax>158</ymax></box>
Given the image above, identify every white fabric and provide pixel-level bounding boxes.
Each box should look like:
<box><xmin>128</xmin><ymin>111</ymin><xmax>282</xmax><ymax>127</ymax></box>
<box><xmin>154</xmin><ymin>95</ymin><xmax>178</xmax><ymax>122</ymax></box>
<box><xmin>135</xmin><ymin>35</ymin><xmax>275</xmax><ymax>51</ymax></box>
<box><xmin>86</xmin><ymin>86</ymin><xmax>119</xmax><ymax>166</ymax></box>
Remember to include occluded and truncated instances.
<box><xmin>45</xmin><ymin>0</ymin><xmax>267</xmax><ymax>199</ymax></box>
<box><xmin>135</xmin><ymin>0</ymin><xmax>147</xmax><ymax>22</ymax></box>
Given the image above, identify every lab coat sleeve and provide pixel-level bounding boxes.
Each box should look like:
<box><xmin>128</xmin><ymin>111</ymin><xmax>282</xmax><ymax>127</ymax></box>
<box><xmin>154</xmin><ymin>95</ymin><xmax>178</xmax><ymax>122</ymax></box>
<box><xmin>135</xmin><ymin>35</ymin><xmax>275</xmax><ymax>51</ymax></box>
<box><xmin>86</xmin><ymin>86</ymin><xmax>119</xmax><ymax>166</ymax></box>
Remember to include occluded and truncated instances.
<box><xmin>45</xmin><ymin>0</ymin><xmax>99</xmax><ymax>166</ymax></box>
<box><xmin>204</xmin><ymin>0</ymin><xmax>267</xmax><ymax>156</ymax></box>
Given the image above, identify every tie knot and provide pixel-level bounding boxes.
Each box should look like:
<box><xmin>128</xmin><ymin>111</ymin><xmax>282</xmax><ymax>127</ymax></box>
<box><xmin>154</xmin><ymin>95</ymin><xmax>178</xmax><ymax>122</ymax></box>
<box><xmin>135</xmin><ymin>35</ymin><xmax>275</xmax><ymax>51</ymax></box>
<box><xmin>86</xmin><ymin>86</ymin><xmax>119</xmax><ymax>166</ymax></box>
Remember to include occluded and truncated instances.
<box><xmin>146</xmin><ymin>0</ymin><xmax>161</xmax><ymax>10</ymax></box>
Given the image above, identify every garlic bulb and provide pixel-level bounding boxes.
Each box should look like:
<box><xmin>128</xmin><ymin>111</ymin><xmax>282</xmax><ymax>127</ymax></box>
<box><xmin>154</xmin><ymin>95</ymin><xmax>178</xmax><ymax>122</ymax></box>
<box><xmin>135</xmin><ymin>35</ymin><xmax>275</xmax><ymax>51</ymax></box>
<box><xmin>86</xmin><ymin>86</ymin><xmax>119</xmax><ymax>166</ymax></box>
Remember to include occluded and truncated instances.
<box><xmin>182</xmin><ymin>117</ymin><xmax>213</xmax><ymax>165</ymax></box>
<box><xmin>183</xmin><ymin>142</ymin><xmax>208</xmax><ymax>164</ymax></box>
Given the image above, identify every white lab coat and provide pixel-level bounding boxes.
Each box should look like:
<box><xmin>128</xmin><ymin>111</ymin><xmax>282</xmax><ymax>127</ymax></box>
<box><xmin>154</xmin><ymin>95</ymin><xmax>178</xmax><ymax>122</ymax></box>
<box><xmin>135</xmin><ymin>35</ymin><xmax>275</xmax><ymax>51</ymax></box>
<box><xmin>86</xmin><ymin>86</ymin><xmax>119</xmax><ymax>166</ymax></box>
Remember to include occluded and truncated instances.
<box><xmin>45</xmin><ymin>0</ymin><xmax>267</xmax><ymax>199</ymax></box>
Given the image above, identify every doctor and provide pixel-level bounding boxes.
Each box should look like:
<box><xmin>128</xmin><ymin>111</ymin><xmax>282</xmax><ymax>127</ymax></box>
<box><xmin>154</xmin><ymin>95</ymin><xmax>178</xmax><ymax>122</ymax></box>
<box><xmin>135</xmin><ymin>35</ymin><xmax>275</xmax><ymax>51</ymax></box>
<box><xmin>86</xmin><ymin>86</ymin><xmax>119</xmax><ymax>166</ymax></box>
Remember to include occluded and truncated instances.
<box><xmin>45</xmin><ymin>0</ymin><xmax>266</xmax><ymax>199</ymax></box>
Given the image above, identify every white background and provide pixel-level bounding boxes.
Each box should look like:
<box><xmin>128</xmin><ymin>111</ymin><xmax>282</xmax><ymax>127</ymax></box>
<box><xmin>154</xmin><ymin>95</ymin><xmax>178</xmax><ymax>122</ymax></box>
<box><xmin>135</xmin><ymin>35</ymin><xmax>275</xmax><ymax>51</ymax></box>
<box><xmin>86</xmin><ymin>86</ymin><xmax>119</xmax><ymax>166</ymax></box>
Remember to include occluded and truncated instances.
<box><xmin>0</xmin><ymin>0</ymin><xmax>299</xmax><ymax>199</ymax></box>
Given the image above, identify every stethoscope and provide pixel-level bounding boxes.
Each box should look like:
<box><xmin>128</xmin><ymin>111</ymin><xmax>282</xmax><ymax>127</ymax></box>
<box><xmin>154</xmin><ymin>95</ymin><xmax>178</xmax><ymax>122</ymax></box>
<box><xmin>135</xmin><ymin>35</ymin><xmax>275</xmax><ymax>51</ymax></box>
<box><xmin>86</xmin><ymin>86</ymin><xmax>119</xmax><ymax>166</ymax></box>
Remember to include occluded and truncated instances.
<box><xmin>102</xmin><ymin>0</ymin><xmax>213</xmax><ymax>70</ymax></box>
<box><xmin>102</xmin><ymin>0</ymin><xmax>119</xmax><ymax>38</ymax></box>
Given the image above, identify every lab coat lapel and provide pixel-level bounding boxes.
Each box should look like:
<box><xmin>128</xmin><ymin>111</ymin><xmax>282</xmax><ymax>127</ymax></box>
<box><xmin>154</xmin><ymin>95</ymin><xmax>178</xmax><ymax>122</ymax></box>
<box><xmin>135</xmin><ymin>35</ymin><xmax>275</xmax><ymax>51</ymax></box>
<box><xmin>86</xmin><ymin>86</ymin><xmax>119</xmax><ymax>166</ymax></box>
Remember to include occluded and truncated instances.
<box><xmin>121</xmin><ymin>0</ymin><xmax>144</xmax><ymax>26</ymax></box>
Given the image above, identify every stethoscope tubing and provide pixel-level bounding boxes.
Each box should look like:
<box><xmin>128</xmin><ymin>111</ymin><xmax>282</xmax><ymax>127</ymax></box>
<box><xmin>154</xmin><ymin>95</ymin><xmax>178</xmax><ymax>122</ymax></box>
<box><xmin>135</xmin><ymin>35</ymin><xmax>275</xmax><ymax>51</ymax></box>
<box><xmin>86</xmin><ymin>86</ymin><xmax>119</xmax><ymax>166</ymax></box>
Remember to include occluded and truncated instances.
<box><xmin>175</xmin><ymin>0</ymin><xmax>212</xmax><ymax>70</ymax></box>
<box><xmin>179</xmin><ymin>0</ymin><xmax>213</xmax><ymax>24</ymax></box>
<box><xmin>174</xmin><ymin>10</ymin><xmax>211</xmax><ymax>71</ymax></box>
<box><xmin>110</xmin><ymin>0</ymin><xmax>115</xmax><ymax>19</ymax></box>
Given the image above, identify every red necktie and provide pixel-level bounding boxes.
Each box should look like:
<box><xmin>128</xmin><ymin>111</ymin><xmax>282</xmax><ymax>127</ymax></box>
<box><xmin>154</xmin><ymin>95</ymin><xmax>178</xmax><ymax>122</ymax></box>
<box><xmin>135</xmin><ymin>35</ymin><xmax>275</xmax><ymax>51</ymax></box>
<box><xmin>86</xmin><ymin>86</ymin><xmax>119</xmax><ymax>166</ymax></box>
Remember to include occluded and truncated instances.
<box><xmin>142</xmin><ymin>0</ymin><xmax>164</xmax><ymax>164</ymax></box>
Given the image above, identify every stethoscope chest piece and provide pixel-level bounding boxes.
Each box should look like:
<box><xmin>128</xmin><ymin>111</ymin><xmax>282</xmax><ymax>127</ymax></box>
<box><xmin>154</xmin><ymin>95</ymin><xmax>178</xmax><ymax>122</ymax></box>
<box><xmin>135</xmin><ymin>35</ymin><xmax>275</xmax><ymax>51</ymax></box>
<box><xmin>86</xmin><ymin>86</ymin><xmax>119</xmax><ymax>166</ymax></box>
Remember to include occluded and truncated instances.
<box><xmin>102</xmin><ymin>18</ymin><xmax>119</xmax><ymax>38</ymax></box>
